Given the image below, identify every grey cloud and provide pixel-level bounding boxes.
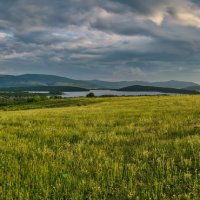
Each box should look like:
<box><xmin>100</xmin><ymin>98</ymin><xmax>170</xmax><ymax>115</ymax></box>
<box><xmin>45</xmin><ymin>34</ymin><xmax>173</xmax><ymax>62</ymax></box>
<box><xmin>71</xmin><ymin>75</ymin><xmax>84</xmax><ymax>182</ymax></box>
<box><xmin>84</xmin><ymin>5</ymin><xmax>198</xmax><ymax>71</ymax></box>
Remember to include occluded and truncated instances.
<box><xmin>0</xmin><ymin>0</ymin><xmax>200</xmax><ymax>81</ymax></box>
<box><xmin>109</xmin><ymin>0</ymin><xmax>169</xmax><ymax>14</ymax></box>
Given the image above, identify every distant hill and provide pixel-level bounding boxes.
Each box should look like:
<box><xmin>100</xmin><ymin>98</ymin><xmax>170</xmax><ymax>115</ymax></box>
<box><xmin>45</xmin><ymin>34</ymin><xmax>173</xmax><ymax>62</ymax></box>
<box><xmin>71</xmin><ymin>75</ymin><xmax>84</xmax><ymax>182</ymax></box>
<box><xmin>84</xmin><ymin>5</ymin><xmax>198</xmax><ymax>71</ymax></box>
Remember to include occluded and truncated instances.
<box><xmin>86</xmin><ymin>80</ymin><xmax>198</xmax><ymax>89</ymax></box>
<box><xmin>0</xmin><ymin>74</ymin><xmax>198</xmax><ymax>89</ymax></box>
<box><xmin>184</xmin><ymin>86</ymin><xmax>200</xmax><ymax>91</ymax></box>
<box><xmin>0</xmin><ymin>74</ymin><xmax>97</xmax><ymax>89</ymax></box>
<box><xmin>0</xmin><ymin>86</ymin><xmax>89</xmax><ymax>92</ymax></box>
<box><xmin>118</xmin><ymin>85</ymin><xmax>200</xmax><ymax>94</ymax></box>
<box><xmin>149</xmin><ymin>80</ymin><xmax>198</xmax><ymax>89</ymax></box>
<box><xmin>85</xmin><ymin>80</ymin><xmax>149</xmax><ymax>89</ymax></box>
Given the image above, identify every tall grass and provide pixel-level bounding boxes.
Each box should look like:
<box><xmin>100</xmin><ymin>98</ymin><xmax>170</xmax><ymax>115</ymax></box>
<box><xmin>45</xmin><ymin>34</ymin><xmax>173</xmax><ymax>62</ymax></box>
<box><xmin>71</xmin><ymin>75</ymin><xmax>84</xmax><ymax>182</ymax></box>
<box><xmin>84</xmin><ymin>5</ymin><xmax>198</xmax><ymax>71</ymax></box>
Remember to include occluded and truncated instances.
<box><xmin>1</xmin><ymin>95</ymin><xmax>200</xmax><ymax>199</ymax></box>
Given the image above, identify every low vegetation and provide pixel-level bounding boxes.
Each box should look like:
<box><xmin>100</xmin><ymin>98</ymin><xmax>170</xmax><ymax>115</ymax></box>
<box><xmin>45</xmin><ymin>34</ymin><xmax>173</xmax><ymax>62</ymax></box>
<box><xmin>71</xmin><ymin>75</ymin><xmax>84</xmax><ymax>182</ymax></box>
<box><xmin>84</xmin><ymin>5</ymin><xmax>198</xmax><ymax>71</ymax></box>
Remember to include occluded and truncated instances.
<box><xmin>0</xmin><ymin>92</ymin><xmax>48</xmax><ymax>107</ymax></box>
<box><xmin>1</xmin><ymin>95</ymin><xmax>200</xmax><ymax>199</ymax></box>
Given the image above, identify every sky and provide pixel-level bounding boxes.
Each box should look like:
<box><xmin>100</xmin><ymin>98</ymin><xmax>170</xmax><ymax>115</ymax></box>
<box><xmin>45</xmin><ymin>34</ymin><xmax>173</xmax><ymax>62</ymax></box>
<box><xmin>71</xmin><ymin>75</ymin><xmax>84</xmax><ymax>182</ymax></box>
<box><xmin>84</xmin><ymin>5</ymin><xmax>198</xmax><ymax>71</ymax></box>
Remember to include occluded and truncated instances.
<box><xmin>1</xmin><ymin>0</ymin><xmax>200</xmax><ymax>81</ymax></box>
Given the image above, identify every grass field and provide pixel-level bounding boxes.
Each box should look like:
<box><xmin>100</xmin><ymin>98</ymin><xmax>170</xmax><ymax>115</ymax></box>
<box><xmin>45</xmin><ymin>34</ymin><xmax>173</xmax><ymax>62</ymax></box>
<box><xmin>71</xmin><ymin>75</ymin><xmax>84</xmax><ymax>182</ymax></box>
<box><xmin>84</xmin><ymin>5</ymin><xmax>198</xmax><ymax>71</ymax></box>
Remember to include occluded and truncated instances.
<box><xmin>1</xmin><ymin>95</ymin><xmax>200</xmax><ymax>199</ymax></box>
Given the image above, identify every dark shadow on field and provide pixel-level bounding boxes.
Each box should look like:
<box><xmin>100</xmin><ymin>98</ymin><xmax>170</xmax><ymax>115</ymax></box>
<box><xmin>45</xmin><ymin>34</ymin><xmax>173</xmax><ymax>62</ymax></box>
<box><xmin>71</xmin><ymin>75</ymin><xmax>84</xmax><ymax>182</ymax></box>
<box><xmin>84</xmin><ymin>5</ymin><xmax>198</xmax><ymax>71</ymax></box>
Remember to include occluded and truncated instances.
<box><xmin>0</xmin><ymin>122</ymin><xmax>22</xmax><ymax>127</ymax></box>
<box><xmin>160</xmin><ymin>128</ymin><xmax>200</xmax><ymax>140</ymax></box>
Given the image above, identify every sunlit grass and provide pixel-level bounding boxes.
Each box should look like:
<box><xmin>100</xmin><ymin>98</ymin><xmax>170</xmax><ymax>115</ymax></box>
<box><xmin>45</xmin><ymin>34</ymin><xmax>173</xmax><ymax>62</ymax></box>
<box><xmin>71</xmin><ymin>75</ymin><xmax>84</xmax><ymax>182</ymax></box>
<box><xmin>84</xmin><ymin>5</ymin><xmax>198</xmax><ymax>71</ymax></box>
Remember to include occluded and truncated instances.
<box><xmin>1</xmin><ymin>95</ymin><xmax>200</xmax><ymax>199</ymax></box>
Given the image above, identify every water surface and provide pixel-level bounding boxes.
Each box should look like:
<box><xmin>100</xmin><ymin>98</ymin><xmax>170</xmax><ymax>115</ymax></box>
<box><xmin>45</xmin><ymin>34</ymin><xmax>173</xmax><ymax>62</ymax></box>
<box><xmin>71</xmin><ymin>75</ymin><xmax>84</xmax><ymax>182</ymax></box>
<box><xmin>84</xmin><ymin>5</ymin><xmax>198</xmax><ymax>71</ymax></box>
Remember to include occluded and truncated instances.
<box><xmin>61</xmin><ymin>90</ymin><xmax>171</xmax><ymax>98</ymax></box>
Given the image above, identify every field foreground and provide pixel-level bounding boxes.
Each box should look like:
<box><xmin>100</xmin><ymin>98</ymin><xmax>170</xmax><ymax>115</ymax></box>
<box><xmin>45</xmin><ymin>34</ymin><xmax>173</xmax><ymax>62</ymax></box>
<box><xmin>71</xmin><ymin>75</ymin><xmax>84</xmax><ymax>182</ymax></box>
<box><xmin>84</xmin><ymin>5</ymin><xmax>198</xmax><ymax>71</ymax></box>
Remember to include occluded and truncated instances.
<box><xmin>1</xmin><ymin>96</ymin><xmax>200</xmax><ymax>199</ymax></box>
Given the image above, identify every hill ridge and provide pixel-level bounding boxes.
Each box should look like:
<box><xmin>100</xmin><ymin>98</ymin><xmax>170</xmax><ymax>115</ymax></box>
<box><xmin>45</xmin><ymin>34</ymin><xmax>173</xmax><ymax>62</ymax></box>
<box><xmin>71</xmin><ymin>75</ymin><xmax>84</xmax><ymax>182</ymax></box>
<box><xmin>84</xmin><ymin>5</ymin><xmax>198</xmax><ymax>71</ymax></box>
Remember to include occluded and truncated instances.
<box><xmin>0</xmin><ymin>74</ymin><xmax>198</xmax><ymax>89</ymax></box>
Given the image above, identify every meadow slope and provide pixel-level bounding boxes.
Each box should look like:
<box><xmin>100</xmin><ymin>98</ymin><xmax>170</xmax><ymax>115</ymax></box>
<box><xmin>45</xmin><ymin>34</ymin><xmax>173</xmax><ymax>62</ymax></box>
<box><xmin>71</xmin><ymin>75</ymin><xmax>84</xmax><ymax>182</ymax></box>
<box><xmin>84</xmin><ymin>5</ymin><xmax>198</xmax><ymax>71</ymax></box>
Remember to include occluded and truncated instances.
<box><xmin>1</xmin><ymin>96</ymin><xmax>200</xmax><ymax>199</ymax></box>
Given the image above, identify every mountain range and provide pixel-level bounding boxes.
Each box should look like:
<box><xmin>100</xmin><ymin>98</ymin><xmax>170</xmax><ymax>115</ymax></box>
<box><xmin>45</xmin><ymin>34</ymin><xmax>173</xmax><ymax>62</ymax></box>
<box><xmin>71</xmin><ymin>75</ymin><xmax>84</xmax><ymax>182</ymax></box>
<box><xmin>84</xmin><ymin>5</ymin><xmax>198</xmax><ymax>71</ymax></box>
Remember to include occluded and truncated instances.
<box><xmin>85</xmin><ymin>80</ymin><xmax>198</xmax><ymax>89</ymax></box>
<box><xmin>0</xmin><ymin>74</ymin><xmax>198</xmax><ymax>89</ymax></box>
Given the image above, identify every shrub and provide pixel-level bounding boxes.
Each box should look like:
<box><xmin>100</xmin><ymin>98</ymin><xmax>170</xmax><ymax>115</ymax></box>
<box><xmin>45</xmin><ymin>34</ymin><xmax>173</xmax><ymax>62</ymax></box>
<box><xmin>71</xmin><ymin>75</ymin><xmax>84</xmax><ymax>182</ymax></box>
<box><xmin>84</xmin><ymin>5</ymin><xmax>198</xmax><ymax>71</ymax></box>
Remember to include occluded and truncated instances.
<box><xmin>27</xmin><ymin>95</ymin><xmax>48</xmax><ymax>103</ymax></box>
<box><xmin>86</xmin><ymin>92</ymin><xmax>95</xmax><ymax>98</ymax></box>
<box><xmin>49</xmin><ymin>91</ymin><xmax>63</xmax><ymax>95</ymax></box>
<box><xmin>33</xmin><ymin>96</ymin><xmax>42</xmax><ymax>102</ymax></box>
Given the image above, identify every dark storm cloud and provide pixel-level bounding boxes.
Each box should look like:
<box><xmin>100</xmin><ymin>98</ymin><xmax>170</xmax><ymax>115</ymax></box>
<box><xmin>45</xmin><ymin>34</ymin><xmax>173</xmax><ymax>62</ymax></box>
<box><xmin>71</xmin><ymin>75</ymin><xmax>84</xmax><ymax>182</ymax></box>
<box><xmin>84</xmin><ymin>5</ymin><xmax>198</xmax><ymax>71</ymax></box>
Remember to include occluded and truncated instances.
<box><xmin>0</xmin><ymin>0</ymin><xmax>200</xmax><ymax>81</ymax></box>
<box><xmin>109</xmin><ymin>0</ymin><xmax>168</xmax><ymax>14</ymax></box>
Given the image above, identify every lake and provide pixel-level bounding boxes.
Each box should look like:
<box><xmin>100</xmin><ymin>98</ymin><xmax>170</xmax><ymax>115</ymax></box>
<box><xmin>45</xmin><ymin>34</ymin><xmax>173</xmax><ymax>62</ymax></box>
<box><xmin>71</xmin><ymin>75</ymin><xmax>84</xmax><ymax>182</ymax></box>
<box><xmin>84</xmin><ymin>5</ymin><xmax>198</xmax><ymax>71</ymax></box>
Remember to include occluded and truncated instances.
<box><xmin>61</xmin><ymin>90</ymin><xmax>173</xmax><ymax>98</ymax></box>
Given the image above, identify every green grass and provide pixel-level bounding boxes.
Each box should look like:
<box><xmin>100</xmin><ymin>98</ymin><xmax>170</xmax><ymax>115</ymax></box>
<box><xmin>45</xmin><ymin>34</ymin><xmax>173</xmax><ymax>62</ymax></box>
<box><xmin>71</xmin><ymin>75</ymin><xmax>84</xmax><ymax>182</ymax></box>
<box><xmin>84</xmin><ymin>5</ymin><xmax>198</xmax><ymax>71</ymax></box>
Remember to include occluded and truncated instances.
<box><xmin>1</xmin><ymin>95</ymin><xmax>200</xmax><ymax>199</ymax></box>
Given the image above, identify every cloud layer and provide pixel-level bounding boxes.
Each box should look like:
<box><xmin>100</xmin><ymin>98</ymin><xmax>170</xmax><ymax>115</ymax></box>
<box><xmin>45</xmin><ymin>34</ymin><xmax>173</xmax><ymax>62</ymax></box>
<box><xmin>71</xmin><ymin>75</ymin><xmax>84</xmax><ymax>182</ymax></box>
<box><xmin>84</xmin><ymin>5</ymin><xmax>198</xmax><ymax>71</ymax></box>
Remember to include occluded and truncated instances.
<box><xmin>1</xmin><ymin>0</ymin><xmax>200</xmax><ymax>81</ymax></box>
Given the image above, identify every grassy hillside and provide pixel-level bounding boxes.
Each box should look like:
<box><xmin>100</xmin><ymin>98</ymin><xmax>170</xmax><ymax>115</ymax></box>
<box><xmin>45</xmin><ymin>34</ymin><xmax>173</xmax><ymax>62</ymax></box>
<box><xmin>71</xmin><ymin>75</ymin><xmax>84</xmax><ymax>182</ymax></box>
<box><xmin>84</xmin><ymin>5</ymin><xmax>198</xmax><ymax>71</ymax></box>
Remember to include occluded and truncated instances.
<box><xmin>1</xmin><ymin>96</ymin><xmax>200</xmax><ymax>199</ymax></box>
<box><xmin>0</xmin><ymin>98</ymin><xmax>104</xmax><ymax>111</ymax></box>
